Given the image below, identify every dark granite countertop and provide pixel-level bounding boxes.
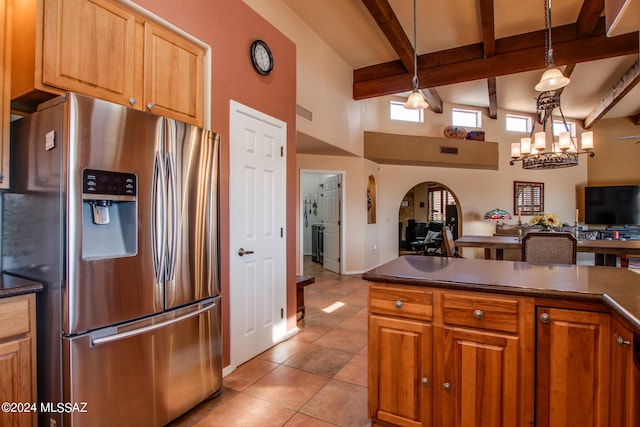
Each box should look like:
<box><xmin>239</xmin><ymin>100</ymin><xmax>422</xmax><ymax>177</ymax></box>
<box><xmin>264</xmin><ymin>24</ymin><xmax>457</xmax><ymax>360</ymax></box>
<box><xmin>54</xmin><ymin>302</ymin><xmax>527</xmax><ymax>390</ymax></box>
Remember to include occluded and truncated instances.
<box><xmin>362</xmin><ymin>255</ymin><xmax>640</xmax><ymax>331</ymax></box>
<box><xmin>0</xmin><ymin>273</ymin><xmax>44</xmax><ymax>298</ymax></box>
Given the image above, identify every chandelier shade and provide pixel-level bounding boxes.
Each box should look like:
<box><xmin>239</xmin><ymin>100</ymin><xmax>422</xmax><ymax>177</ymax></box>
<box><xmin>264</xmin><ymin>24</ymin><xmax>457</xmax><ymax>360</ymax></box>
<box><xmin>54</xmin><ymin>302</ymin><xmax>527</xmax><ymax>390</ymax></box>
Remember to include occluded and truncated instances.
<box><xmin>405</xmin><ymin>88</ymin><xmax>429</xmax><ymax>110</ymax></box>
<box><xmin>535</xmin><ymin>67</ymin><xmax>570</xmax><ymax>91</ymax></box>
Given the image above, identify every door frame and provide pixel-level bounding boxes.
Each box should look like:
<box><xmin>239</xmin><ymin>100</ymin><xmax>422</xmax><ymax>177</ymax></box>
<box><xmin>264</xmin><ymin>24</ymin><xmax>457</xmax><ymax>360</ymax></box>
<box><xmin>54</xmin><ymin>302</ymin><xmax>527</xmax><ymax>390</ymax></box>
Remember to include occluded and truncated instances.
<box><xmin>299</xmin><ymin>169</ymin><xmax>345</xmax><ymax>275</ymax></box>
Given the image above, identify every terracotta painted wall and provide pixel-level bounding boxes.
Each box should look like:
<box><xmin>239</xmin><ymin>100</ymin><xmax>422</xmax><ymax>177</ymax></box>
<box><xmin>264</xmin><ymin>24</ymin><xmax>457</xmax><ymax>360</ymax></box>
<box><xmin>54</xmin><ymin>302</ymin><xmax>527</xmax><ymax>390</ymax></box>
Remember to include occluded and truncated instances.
<box><xmin>131</xmin><ymin>0</ymin><xmax>297</xmax><ymax>367</ymax></box>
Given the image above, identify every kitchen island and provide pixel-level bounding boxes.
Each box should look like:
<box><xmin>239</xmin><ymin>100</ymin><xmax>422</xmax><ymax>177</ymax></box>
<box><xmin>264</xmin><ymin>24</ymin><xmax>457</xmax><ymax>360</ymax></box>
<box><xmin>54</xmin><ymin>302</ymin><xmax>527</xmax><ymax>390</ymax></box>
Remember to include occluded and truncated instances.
<box><xmin>363</xmin><ymin>255</ymin><xmax>640</xmax><ymax>427</ymax></box>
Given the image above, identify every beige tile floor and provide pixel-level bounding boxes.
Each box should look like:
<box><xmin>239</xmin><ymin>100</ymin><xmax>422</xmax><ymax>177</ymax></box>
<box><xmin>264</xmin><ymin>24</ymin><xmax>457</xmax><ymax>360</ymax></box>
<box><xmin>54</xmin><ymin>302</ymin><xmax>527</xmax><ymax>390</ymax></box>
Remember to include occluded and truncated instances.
<box><xmin>168</xmin><ymin>258</ymin><xmax>370</xmax><ymax>427</ymax></box>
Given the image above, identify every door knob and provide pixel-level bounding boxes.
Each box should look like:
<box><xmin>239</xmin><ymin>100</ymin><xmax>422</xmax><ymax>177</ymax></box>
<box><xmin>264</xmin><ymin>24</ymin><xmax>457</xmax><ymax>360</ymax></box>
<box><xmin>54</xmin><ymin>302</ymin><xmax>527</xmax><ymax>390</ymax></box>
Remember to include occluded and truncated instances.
<box><xmin>237</xmin><ymin>248</ymin><xmax>255</xmax><ymax>256</ymax></box>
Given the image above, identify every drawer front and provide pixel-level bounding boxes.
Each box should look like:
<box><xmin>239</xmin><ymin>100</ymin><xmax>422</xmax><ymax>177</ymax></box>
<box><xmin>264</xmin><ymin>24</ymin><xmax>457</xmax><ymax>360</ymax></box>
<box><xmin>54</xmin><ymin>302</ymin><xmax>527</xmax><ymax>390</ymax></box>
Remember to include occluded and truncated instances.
<box><xmin>0</xmin><ymin>297</ymin><xmax>31</xmax><ymax>340</ymax></box>
<box><xmin>442</xmin><ymin>293</ymin><xmax>519</xmax><ymax>334</ymax></box>
<box><xmin>370</xmin><ymin>286</ymin><xmax>433</xmax><ymax>321</ymax></box>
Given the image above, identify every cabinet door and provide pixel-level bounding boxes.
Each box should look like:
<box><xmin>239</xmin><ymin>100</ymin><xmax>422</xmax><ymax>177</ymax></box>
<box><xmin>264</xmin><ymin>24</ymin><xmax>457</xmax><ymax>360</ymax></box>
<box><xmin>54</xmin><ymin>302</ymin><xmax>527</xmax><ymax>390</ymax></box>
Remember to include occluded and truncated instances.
<box><xmin>0</xmin><ymin>337</ymin><xmax>34</xmax><ymax>427</ymax></box>
<box><xmin>609</xmin><ymin>317</ymin><xmax>638</xmax><ymax>427</ymax></box>
<box><xmin>369</xmin><ymin>315</ymin><xmax>432</xmax><ymax>427</ymax></box>
<box><xmin>143</xmin><ymin>22</ymin><xmax>204</xmax><ymax>125</ymax></box>
<box><xmin>441</xmin><ymin>327</ymin><xmax>520</xmax><ymax>427</ymax></box>
<box><xmin>1</xmin><ymin>0</ymin><xmax>9</xmax><ymax>189</ymax></box>
<box><xmin>536</xmin><ymin>307</ymin><xmax>610</xmax><ymax>427</ymax></box>
<box><xmin>42</xmin><ymin>0</ymin><xmax>140</xmax><ymax>107</ymax></box>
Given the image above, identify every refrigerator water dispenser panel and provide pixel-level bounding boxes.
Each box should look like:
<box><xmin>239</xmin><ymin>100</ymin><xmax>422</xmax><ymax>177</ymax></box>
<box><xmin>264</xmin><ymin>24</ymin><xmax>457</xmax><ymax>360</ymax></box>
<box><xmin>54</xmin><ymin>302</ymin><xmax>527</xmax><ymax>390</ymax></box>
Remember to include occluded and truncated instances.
<box><xmin>82</xmin><ymin>169</ymin><xmax>138</xmax><ymax>260</ymax></box>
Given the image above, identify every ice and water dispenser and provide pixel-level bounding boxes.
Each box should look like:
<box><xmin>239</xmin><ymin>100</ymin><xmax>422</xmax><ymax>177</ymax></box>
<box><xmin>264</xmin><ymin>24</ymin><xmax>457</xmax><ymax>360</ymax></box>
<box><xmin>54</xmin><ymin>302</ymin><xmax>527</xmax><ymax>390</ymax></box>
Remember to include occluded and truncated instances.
<box><xmin>82</xmin><ymin>169</ymin><xmax>137</xmax><ymax>259</ymax></box>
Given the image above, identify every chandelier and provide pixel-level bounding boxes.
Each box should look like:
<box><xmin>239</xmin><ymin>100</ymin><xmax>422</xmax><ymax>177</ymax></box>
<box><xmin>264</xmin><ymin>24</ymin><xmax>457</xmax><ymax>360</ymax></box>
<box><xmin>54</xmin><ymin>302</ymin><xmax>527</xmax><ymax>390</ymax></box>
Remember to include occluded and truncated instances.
<box><xmin>509</xmin><ymin>0</ymin><xmax>595</xmax><ymax>169</ymax></box>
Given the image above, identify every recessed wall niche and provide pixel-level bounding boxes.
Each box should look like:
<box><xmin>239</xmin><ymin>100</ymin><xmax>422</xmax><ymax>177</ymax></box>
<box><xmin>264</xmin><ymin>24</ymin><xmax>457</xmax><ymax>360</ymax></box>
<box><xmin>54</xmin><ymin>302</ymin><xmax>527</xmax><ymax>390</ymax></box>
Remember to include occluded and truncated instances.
<box><xmin>367</xmin><ymin>175</ymin><xmax>377</xmax><ymax>224</ymax></box>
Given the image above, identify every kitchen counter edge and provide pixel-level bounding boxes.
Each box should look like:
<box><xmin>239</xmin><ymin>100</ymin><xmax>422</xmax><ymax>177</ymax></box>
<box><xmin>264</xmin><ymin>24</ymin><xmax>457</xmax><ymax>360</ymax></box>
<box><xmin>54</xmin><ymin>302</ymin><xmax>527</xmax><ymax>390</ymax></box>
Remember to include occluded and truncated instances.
<box><xmin>0</xmin><ymin>273</ymin><xmax>45</xmax><ymax>298</ymax></box>
<box><xmin>362</xmin><ymin>255</ymin><xmax>640</xmax><ymax>332</ymax></box>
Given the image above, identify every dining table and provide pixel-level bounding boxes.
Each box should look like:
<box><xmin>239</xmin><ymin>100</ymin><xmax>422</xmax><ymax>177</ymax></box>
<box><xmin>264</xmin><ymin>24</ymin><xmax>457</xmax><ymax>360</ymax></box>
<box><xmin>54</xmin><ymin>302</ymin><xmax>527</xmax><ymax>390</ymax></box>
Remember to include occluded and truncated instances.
<box><xmin>455</xmin><ymin>235</ymin><xmax>640</xmax><ymax>266</ymax></box>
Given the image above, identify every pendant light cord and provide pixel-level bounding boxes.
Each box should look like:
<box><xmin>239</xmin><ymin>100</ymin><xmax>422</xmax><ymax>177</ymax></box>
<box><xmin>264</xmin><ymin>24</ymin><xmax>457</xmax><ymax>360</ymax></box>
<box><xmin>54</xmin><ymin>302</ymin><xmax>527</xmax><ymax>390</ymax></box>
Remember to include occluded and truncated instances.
<box><xmin>545</xmin><ymin>0</ymin><xmax>553</xmax><ymax>68</ymax></box>
<box><xmin>412</xmin><ymin>0</ymin><xmax>418</xmax><ymax>90</ymax></box>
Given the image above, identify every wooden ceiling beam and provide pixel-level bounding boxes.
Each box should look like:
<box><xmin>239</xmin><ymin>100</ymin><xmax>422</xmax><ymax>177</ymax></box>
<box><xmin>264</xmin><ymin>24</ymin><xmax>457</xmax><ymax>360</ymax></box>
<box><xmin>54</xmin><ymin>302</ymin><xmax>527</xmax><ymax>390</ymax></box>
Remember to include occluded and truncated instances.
<box><xmin>487</xmin><ymin>77</ymin><xmax>498</xmax><ymax>119</ymax></box>
<box><xmin>360</xmin><ymin>0</ymin><xmax>414</xmax><ymax>71</ymax></box>
<box><xmin>584</xmin><ymin>61</ymin><xmax>640</xmax><ymax>128</ymax></box>
<box><xmin>576</xmin><ymin>0</ymin><xmax>605</xmax><ymax>37</ymax></box>
<box><xmin>353</xmin><ymin>19</ymin><xmax>638</xmax><ymax>99</ymax></box>
<box><xmin>360</xmin><ymin>0</ymin><xmax>443</xmax><ymax>113</ymax></box>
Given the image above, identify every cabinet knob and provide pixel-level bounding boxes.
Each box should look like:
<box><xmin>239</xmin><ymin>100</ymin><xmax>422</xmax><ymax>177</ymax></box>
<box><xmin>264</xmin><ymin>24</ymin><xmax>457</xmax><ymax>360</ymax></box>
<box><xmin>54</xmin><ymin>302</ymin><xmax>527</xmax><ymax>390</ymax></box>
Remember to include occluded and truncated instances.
<box><xmin>147</xmin><ymin>103</ymin><xmax>155</xmax><ymax>111</ymax></box>
<box><xmin>129</xmin><ymin>97</ymin><xmax>137</xmax><ymax>105</ymax></box>
<box><xmin>539</xmin><ymin>313</ymin><xmax>551</xmax><ymax>324</ymax></box>
<box><xmin>421</xmin><ymin>378</ymin><xmax>429</xmax><ymax>387</ymax></box>
<box><xmin>473</xmin><ymin>309</ymin><xmax>484</xmax><ymax>320</ymax></box>
<box><xmin>617</xmin><ymin>336</ymin><xmax>631</xmax><ymax>347</ymax></box>
<box><xmin>394</xmin><ymin>300</ymin><xmax>403</xmax><ymax>309</ymax></box>
<box><xmin>443</xmin><ymin>382</ymin><xmax>452</xmax><ymax>392</ymax></box>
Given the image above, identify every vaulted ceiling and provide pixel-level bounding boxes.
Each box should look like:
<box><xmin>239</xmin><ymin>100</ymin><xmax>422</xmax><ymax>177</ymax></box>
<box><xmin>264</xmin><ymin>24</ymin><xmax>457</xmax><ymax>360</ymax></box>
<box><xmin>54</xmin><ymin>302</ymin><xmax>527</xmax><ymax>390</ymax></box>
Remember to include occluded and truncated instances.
<box><xmin>283</xmin><ymin>0</ymin><xmax>640</xmax><ymax>128</ymax></box>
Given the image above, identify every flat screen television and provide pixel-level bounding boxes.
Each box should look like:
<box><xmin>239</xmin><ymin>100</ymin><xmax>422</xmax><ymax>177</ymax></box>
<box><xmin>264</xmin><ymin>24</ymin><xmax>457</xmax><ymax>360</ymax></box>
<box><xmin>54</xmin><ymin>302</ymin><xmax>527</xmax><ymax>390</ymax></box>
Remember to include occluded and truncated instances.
<box><xmin>584</xmin><ymin>185</ymin><xmax>640</xmax><ymax>225</ymax></box>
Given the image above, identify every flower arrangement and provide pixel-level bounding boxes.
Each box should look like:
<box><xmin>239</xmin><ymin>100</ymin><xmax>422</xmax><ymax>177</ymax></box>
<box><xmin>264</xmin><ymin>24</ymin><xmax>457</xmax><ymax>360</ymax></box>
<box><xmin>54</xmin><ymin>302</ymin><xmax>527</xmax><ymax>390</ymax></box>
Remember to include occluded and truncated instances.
<box><xmin>529</xmin><ymin>212</ymin><xmax>560</xmax><ymax>231</ymax></box>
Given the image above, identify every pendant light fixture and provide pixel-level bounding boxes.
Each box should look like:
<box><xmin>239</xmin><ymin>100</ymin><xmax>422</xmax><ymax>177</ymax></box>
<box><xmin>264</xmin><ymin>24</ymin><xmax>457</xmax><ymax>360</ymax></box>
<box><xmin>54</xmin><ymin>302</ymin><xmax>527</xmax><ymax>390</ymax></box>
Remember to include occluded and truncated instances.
<box><xmin>534</xmin><ymin>0</ymin><xmax>570</xmax><ymax>91</ymax></box>
<box><xmin>404</xmin><ymin>0</ymin><xmax>428</xmax><ymax>110</ymax></box>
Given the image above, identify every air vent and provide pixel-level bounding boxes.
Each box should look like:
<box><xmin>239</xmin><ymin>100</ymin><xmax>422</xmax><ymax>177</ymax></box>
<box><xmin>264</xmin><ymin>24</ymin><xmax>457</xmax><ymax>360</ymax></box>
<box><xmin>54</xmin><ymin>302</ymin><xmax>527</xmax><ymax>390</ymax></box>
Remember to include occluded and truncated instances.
<box><xmin>296</xmin><ymin>104</ymin><xmax>313</xmax><ymax>121</ymax></box>
<box><xmin>441</xmin><ymin>146</ymin><xmax>458</xmax><ymax>154</ymax></box>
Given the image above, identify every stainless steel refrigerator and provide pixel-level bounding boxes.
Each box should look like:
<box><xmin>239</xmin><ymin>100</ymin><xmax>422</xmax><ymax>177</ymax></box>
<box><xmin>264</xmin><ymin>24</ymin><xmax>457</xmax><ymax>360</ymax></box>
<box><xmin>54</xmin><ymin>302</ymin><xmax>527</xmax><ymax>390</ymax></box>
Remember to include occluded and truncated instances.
<box><xmin>2</xmin><ymin>93</ymin><xmax>222</xmax><ymax>426</ymax></box>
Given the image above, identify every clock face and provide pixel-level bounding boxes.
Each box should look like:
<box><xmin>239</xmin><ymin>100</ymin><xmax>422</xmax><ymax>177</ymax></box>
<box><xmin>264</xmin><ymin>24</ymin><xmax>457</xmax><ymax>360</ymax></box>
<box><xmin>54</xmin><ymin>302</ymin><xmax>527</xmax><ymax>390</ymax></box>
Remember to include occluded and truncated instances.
<box><xmin>251</xmin><ymin>40</ymin><xmax>273</xmax><ymax>75</ymax></box>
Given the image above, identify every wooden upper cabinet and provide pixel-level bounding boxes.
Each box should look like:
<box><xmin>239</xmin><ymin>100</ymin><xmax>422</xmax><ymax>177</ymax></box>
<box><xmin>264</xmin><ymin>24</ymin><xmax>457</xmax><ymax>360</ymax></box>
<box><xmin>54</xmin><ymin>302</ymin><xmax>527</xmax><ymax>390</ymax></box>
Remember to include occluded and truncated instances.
<box><xmin>536</xmin><ymin>307</ymin><xmax>611</xmax><ymax>427</ymax></box>
<box><xmin>144</xmin><ymin>22</ymin><xmax>204</xmax><ymax>125</ymax></box>
<box><xmin>12</xmin><ymin>0</ymin><xmax>205</xmax><ymax>126</ymax></box>
<box><xmin>1</xmin><ymin>0</ymin><xmax>10</xmax><ymax>189</ymax></box>
<box><xmin>41</xmin><ymin>0</ymin><xmax>140</xmax><ymax>107</ymax></box>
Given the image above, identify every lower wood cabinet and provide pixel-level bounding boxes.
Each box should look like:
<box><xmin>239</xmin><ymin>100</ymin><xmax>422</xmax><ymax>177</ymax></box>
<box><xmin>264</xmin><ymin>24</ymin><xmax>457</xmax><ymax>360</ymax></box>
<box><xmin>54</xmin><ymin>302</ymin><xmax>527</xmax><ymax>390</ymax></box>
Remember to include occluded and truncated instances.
<box><xmin>440</xmin><ymin>327</ymin><xmax>521</xmax><ymax>427</ymax></box>
<box><xmin>369</xmin><ymin>284</ymin><xmax>532</xmax><ymax>427</ymax></box>
<box><xmin>0</xmin><ymin>293</ymin><xmax>37</xmax><ymax>427</ymax></box>
<box><xmin>369</xmin><ymin>282</ymin><xmax>640</xmax><ymax>427</ymax></box>
<box><xmin>369</xmin><ymin>315</ymin><xmax>432</xmax><ymax>426</ymax></box>
<box><xmin>609</xmin><ymin>316</ymin><xmax>639</xmax><ymax>427</ymax></box>
<box><xmin>535</xmin><ymin>306</ymin><xmax>611</xmax><ymax>427</ymax></box>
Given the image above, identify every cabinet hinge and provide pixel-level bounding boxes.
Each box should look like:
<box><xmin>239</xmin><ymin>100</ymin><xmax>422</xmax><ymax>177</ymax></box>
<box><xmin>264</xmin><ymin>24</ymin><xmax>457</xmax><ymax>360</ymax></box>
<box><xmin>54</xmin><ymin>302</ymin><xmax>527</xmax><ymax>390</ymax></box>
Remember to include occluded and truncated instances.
<box><xmin>281</xmin><ymin>227</ymin><xmax>284</xmax><ymax>238</ymax></box>
<box><xmin>280</xmin><ymin>308</ymin><xmax>284</xmax><ymax>319</ymax></box>
<box><xmin>280</xmin><ymin>146</ymin><xmax>284</xmax><ymax>157</ymax></box>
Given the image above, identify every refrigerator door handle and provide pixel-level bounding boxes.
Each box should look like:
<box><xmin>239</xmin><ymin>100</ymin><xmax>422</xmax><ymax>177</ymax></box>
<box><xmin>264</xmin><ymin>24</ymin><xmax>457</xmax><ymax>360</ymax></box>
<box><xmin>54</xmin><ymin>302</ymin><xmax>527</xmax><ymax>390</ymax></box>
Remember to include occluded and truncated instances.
<box><xmin>90</xmin><ymin>301</ymin><xmax>216</xmax><ymax>347</ymax></box>
<box><xmin>166</xmin><ymin>150</ymin><xmax>177</xmax><ymax>282</ymax></box>
<box><xmin>152</xmin><ymin>149</ymin><xmax>167</xmax><ymax>285</ymax></box>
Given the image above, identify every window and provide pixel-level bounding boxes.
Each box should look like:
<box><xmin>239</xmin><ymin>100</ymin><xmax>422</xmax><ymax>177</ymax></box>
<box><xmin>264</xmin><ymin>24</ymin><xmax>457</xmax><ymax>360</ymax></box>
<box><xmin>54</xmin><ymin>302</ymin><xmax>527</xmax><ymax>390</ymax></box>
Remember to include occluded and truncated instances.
<box><xmin>452</xmin><ymin>108</ymin><xmax>481</xmax><ymax>128</ymax></box>
<box><xmin>514</xmin><ymin>181</ymin><xmax>544</xmax><ymax>215</ymax></box>
<box><xmin>506</xmin><ymin>114</ymin><xmax>531</xmax><ymax>133</ymax></box>
<box><xmin>428</xmin><ymin>187</ymin><xmax>455</xmax><ymax>222</ymax></box>
<box><xmin>552</xmin><ymin>120</ymin><xmax>576</xmax><ymax>137</ymax></box>
<box><xmin>390</xmin><ymin>101</ymin><xmax>423</xmax><ymax>123</ymax></box>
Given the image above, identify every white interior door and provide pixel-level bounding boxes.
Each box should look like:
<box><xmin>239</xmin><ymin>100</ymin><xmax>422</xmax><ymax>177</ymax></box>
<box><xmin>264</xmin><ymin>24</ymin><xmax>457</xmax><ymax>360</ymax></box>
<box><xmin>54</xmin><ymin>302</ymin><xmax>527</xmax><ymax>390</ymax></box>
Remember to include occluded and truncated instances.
<box><xmin>322</xmin><ymin>174</ymin><xmax>341</xmax><ymax>273</ymax></box>
<box><xmin>229</xmin><ymin>101</ymin><xmax>287</xmax><ymax>369</ymax></box>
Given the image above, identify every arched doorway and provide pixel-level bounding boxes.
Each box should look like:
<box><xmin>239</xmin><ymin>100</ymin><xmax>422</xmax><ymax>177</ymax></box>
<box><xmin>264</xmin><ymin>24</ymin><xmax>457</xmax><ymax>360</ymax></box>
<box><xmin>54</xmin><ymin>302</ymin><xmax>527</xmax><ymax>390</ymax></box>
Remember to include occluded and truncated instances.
<box><xmin>398</xmin><ymin>182</ymin><xmax>461</xmax><ymax>255</ymax></box>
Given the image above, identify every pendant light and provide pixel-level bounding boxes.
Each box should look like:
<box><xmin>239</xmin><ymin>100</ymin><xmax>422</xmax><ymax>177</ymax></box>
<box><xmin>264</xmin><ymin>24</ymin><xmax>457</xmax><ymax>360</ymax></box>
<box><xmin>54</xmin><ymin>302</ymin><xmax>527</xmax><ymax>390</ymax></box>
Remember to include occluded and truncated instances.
<box><xmin>535</xmin><ymin>0</ymin><xmax>570</xmax><ymax>91</ymax></box>
<box><xmin>404</xmin><ymin>0</ymin><xmax>428</xmax><ymax>110</ymax></box>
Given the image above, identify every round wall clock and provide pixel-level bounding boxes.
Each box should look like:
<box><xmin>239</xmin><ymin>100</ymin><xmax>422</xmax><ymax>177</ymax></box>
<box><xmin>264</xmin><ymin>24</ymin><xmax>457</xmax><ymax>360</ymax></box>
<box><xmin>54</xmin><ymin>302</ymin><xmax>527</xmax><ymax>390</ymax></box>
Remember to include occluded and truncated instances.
<box><xmin>250</xmin><ymin>40</ymin><xmax>274</xmax><ymax>76</ymax></box>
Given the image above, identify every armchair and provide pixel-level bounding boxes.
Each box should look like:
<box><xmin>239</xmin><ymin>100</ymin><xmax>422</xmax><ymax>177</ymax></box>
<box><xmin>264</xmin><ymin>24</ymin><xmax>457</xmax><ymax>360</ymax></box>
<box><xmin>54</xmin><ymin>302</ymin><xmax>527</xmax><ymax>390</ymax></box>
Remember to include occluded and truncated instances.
<box><xmin>411</xmin><ymin>222</ymin><xmax>444</xmax><ymax>255</ymax></box>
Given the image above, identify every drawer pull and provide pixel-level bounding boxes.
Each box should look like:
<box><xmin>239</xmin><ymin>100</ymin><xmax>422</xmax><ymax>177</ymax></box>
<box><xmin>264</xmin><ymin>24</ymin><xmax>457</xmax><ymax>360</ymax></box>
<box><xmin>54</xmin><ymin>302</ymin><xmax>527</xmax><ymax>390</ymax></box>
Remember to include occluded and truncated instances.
<box><xmin>617</xmin><ymin>336</ymin><xmax>631</xmax><ymax>347</ymax></box>
<box><xmin>421</xmin><ymin>378</ymin><xmax>429</xmax><ymax>387</ymax></box>
<box><xmin>443</xmin><ymin>382</ymin><xmax>452</xmax><ymax>392</ymax></box>
<box><xmin>394</xmin><ymin>300</ymin><xmax>403</xmax><ymax>309</ymax></box>
<box><xmin>539</xmin><ymin>313</ymin><xmax>551</xmax><ymax>324</ymax></box>
<box><xmin>472</xmin><ymin>309</ymin><xmax>484</xmax><ymax>320</ymax></box>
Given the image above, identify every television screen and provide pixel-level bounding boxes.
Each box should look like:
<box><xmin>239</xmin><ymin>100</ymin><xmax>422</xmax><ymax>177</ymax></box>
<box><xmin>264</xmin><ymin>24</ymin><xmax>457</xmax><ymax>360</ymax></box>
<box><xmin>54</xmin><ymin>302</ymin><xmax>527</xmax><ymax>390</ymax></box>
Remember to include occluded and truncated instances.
<box><xmin>584</xmin><ymin>185</ymin><xmax>640</xmax><ymax>225</ymax></box>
